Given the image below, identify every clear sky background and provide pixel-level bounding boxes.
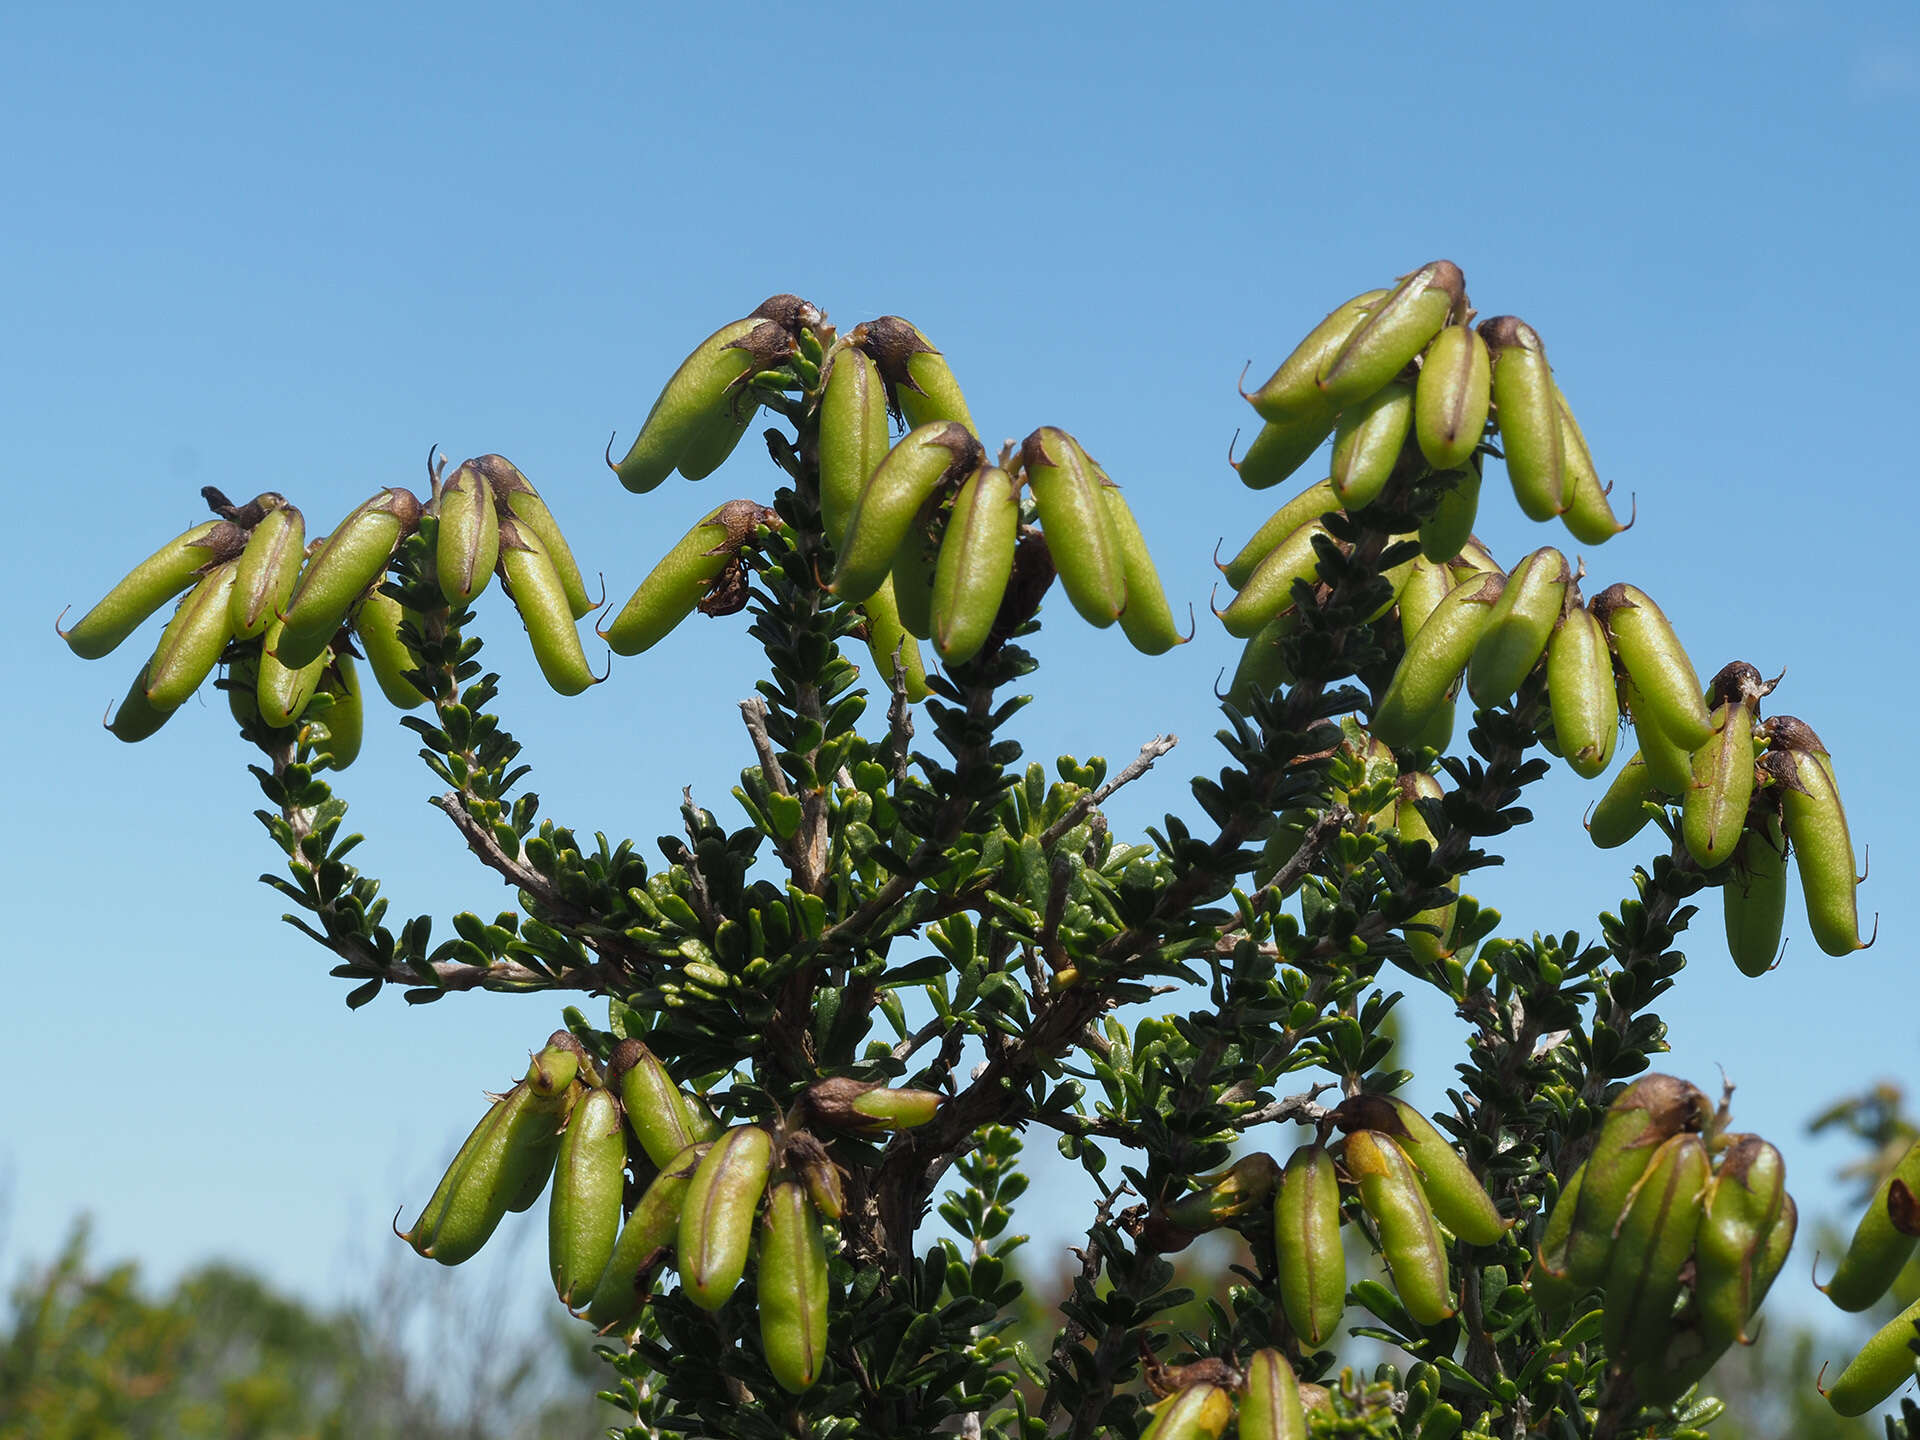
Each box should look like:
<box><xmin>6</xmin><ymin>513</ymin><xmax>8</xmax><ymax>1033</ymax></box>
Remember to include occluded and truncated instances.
<box><xmin>5</xmin><ymin>0</ymin><xmax>1918</xmax><ymax>1401</ymax></box>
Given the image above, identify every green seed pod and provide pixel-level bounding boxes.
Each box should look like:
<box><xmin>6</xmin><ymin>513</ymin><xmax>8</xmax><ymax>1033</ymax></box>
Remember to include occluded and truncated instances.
<box><xmin>1246</xmin><ymin>287</ymin><xmax>1388</xmax><ymax>422</ymax></box>
<box><xmin>1479</xmin><ymin>315</ymin><xmax>1566</xmax><ymax>521</ymax></box>
<box><xmin>1601</xmin><ymin>1132</ymin><xmax>1710</xmax><ymax>1365</ymax></box>
<box><xmin>476</xmin><ymin>455</ymin><xmax>594</xmax><ymax>619</ymax></box>
<box><xmin>229</xmin><ymin>506</ymin><xmax>307</xmax><ymax>639</ymax></box>
<box><xmin>849</xmin><ymin>315</ymin><xmax>975</xmax><ymax>432</ymax></box>
<box><xmin>608</xmin><ymin>1039</ymin><xmax>710</xmax><ymax>1170</ymax></box>
<box><xmin>1216</xmin><ymin>517</ymin><xmax>1331</xmax><ymax>640</ymax></box>
<box><xmin>1317</xmin><ymin>260</ymin><xmax>1465</xmax><ymax>411</ymax></box>
<box><xmin>1587</xmin><ymin>753</ymin><xmax>1661</xmax><ymax>849</ymax></box>
<box><xmin>1164</xmin><ymin>1153</ymin><xmax>1281</xmax><ymax>1234</ymax></box>
<box><xmin>436</xmin><ymin>460</ymin><xmax>501</xmax><ymax>606</ymax></box>
<box><xmin>1274</xmin><ymin>1145</ymin><xmax>1345</xmax><ymax>1347</ymax></box>
<box><xmin>859</xmin><ymin>576</ymin><xmax>931</xmax><ymax>700</ymax></box>
<box><xmin>276</xmin><ymin>488</ymin><xmax>423</xmax><ymax>670</ymax></box>
<box><xmin>1392</xmin><ymin>771</ymin><xmax>1457</xmax><ymax>969</ymax></box>
<box><xmin>549</xmin><ymin>1086</ymin><xmax>627</xmax><ymax>1306</ymax></box>
<box><xmin>1624</xmin><ymin>677</ymin><xmax>1699</xmax><ymax>796</ymax></box>
<box><xmin>1329</xmin><ymin>379</ymin><xmax>1415</xmax><ymax>510</ymax></box>
<box><xmin>1695</xmin><ymin>1135</ymin><xmax>1790</xmax><ymax>1353</ymax></box>
<box><xmin>1232</xmin><ymin>411</ymin><xmax>1340</xmax><ymax>492</ymax></box>
<box><xmin>1821</xmin><ymin>1136</ymin><xmax>1920</xmax><ymax>1311</ymax></box>
<box><xmin>1528</xmin><ymin>1161</ymin><xmax>1588</xmax><ymax>1321</ymax></box>
<box><xmin>1418</xmin><ymin>464</ymin><xmax>1482</xmax><ymax>564</ymax></box>
<box><xmin>818</xmin><ymin>344</ymin><xmax>892</xmax><ymax>549</ymax></box>
<box><xmin>1591</xmin><ymin>583</ymin><xmax>1714</xmax><ymax>752</ymax></box>
<box><xmin>1465</xmin><ymin>546</ymin><xmax>1570</xmax><ymax>709</ymax></box>
<box><xmin>1545</xmin><ymin>605</ymin><xmax>1620</xmax><ymax>779</ymax></box>
<box><xmin>1370</xmin><ymin>570</ymin><xmax>1506</xmax><ymax>749</ymax></box>
<box><xmin>1219</xmin><ymin>479</ymin><xmax>1341</xmax><ymax>590</ymax></box>
<box><xmin>675</xmin><ymin>396</ymin><xmax>757</xmax><ymax>482</ymax></box>
<box><xmin>931</xmin><ymin>465</ymin><xmax>1018</xmax><ymax>666</ymax></box>
<box><xmin>1763</xmin><ymin>720</ymin><xmax>1863</xmax><ymax>957</ymax></box>
<box><xmin>602</xmin><ymin>499</ymin><xmax>772</xmax><ymax>656</ymax></box>
<box><xmin>105</xmin><ymin>663</ymin><xmax>177</xmax><ymax>742</ymax></box>
<box><xmin>611</xmin><ymin>317</ymin><xmax>796</xmax><ymax>494</ymax></box>
<box><xmin>806</xmin><ymin>1078</ymin><xmax>945</xmax><ymax>1132</ymax></box>
<box><xmin>498</xmin><ymin>518</ymin><xmax>599</xmax><ymax>695</ymax></box>
<box><xmin>61</xmin><ymin>519</ymin><xmax>248</xmax><ymax>660</ymax></box>
<box><xmin>1023</xmin><ymin>427</ymin><xmax>1128</xmax><ymax>628</ymax></box>
<box><xmin>495</xmin><ymin>1041</ymin><xmax>578</xmax><ymax>1217</ymax></box>
<box><xmin>1683</xmin><ymin>699</ymin><xmax>1756</xmax><ymax>868</ymax></box>
<box><xmin>1226</xmin><ymin>609</ymin><xmax>1297</xmax><ymax>711</ymax></box>
<box><xmin>1103</xmin><ymin>483</ymin><xmax>1187</xmax><ymax>655</ymax></box>
<box><xmin>889</xmin><ymin>496</ymin><xmax>942</xmax><ymax>640</ymax></box>
<box><xmin>1448</xmin><ymin>536</ymin><xmax>1504</xmax><ymax>583</ymax></box>
<box><xmin>304</xmin><ymin>654</ymin><xmax>365</xmax><ymax>771</ymax></box>
<box><xmin>1237</xmin><ymin>1349</ymin><xmax>1307</xmax><ymax>1440</ymax></box>
<box><xmin>758</xmin><ymin>1179</ymin><xmax>831</xmax><ymax>1393</ymax></box>
<box><xmin>678</xmin><ymin>1125</ymin><xmax>774</xmax><ymax>1310</ymax></box>
<box><xmin>1372</xmin><ymin>1095</ymin><xmax>1510</xmax><ymax>1245</ymax></box>
<box><xmin>1823</xmin><ymin>1297</ymin><xmax>1920</xmax><ymax>1416</ymax></box>
<box><xmin>353</xmin><ymin>590</ymin><xmax>430</xmax><ymax>709</ymax></box>
<box><xmin>584</xmin><ymin>1141</ymin><xmax>706</xmax><ymax>1334</ymax></box>
<box><xmin>832</xmin><ymin>424</ymin><xmax>983</xmax><ymax>606</ymax></box>
<box><xmin>403</xmin><ymin>1076</ymin><xmax>574</xmax><ymax>1266</ymax></box>
<box><xmin>1725</xmin><ymin>810</ymin><xmax>1789</xmax><ymax>977</ymax></box>
<box><xmin>1396</xmin><ymin>554</ymin><xmax>1454</xmax><ymax>647</ymax></box>
<box><xmin>1554</xmin><ymin>385</ymin><xmax>1628</xmax><ymax>545</ymax></box>
<box><xmin>1138</xmin><ymin>1383</ymin><xmax>1234</xmax><ymax>1440</ymax></box>
<box><xmin>257</xmin><ymin>616</ymin><xmax>330</xmax><ymax>727</ymax></box>
<box><xmin>1414</xmin><ymin>324</ymin><xmax>1492</xmax><ymax>471</ymax></box>
<box><xmin>143</xmin><ymin>562</ymin><xmax>239</xmax><ymax>709</ymax></box>
<box><xmin>1345</xmin><ymin>1129</ymin><xmax>1455</xmax><ymax>1325</ymax></box>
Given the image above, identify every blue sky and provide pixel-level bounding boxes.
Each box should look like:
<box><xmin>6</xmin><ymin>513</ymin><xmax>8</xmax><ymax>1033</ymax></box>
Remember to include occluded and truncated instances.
<box><xmin>5</xmin><ymin>0</ymin><xmax>1919</xmax><ymax>1395</ymax></box>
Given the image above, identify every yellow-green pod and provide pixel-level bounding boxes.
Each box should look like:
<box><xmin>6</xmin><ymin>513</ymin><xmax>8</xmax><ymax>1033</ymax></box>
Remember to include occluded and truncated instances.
<box><xmin>889</xmin><ymin>497</ymin><xmax>942</xmax><ymax>640</ymax></box>
<box><xmin>1824</xmin><ymin>1296</ymin><xmax>1920</xmax><ymax>1416</ymax></box>
<box><xmin>1216</xmin><ymin>518</ymin><xmax>1331</xmax><ymax>640</ymax></box>
<box><xmin>1345</xmin><ymin>1129</ymin><xmax>1454</xmax><ymax>1325</ymax></box>
<box><xmin>832</xmin><ymin>424</ymin><xmax>983</xmax><ymax>606</ymax></box>
<box><xmin>1317</xmin><ymin>260</ymin><xmax>1464</xmax><ymax>411</ymax></box>
<box><xmin>1164</xmin><ymin>1153</ymin><xmax>1280</xmax><ymax>1233</ymax></box>
<box><xmin>1820</xmin><ymin>1138</ymin><xmax>1920</xmax><ymax>1312</ymax></box>
<box><xmin>304</xmin><ymin>654</ymin><xmax>365</xmax><ymax>771</ymax></box>
<box><xmin>230</xmin><ymin>506</ymin><xmax>306</xmax><ymax>639</ymax></box>
<box><xmin>1465</xmin><ymin>546</ymin><xmax>1570</xmax><ymax>709</ymax></box>
<box><xmin>602</xmin><ymin>499</ymin><xmax>768</xmax><ymax>656</ymax></box>
<box><xmin>1393</xmin><ymin>771</ymin><xmax>1457</xmax><ymax>969</ymax></box>
<box><xmin>106</xmin><ymin>663</ymin><xmax>178</xmax><ymax>742</ymax></box>
<box><xmin>1587</xmin><ymin>753</ymin><xmax>1661</xmax><ymax>849</ymax></box>
<box><xmin>758</xmin><ymin>1179</ymin><xmax>831</xmax><ymax>1393</ymax></box>
<box><xmin>1329</xmin><ymin>379</ymin><xmax>1414</xmax><ymax>510</ymax></box>
<box><xmin>1765</xmin><ymin>723</ymin><xmax>1863</xmax><ymax>957</ymax></box>
<box><xmin>436</xmin><ymin>459</ymin><xmax>501</xmax><ymax>607</ymax></box>
<box><xmin>1219</xmin><ymin>479</ymin><xmax>1341</xmax><ymax>590</ymax></box>
<box><xmin>1381</xmin><ymin>1096</ymin><xmax>1510</xmax><ymax>1246</ymax></box>
<box><xmin>1624</xmin><ymin>677</ymin><xmax>1698</xmax><ymax>796</ymax></box>
<box><xmin>1591</xmin><ymin>583</ymin><xmax>1713</xmax><ymax>752</ymax></box>
<box><xmin>61</xmin><ymin>519</ymin><xmax>247</xmax><ymax>660</ymax></box>
<box><xmin>499</xmin><ymin>519</ymin><xmax>599</xmax><ymax>695</ymax></box>
<box><xmin>1103</xmin><ymin>483</ymin><xmax>1187</xmax><ymax>656</ymax></box>
<box><xmin>679</xmin><ymin>1125</ymin><xmax>774</xmax><ymax>1311</ymax></box>
<box><xmin>818</xmin><ymin>344</ymin><xmax>891</xmax><ymax>549</ymax></box>
<box><xmin>584</xmin><ymin>1141</ymin><xmax>707</xmax><ymax>1334</ymax></box>
<box><xmin>399</xmin><ymin>1093</ymin><xmax>511</xmax><ymax>1263</ymax></box>
<box><xmin>1555</xmin><ymin>385</ymin><xmax>1628</xmax><ymax>545</ymax></box>
<box><xmin>675</xmin><ymin>395</ymin><xmax>757</xmax><ymax>482</ymax></box>
<box><xmin>1226</xmin><ymin>609</ymin><xmax>1297</xmax><ymax>711</ymax></box>
<box><xmin>1232</xmin><ymin>410</ymin><xmax>1339</xmax><ymax>492</ymax></box>
<box><xmin>1695</xmin><ymin>1136</ymin><xmax>1790</xmax><ymax>1353</ymax></box>
<box><xmin>1545</xmin><ymin>605</ymin><xmax>1619</xmax><ymax>780</ymax></box>
<box><xmin>1415</xmin><ymin>323</ymin><xmax>1492</xmax><ymax>471</ymax></box>
<box><xmin>612</xmin><ymin>317</ymin><xmax>795</xmax><ymax>494</ymax></box>
<box><xmin>931</xmin><ymin>465</ymin><xmax>1018</xmax><ymax>666</ymax></box>
<box><xmin>1238</xmin><ymin>1349</ymin><xmax>1306</xmax><ymax>1440</ymax></box>
<box><xmin>859</xmin><ymin>576</ymin><xmax>930</xmax><ymax>701</ymax></box>
<box><xmin>1682</xmin><ymin>700</ymin><xmax>1755</xmax><ymax>868</ymax></box>
<box><xmin>850</xmin><ymin>315</ymin><xmax>976</xmax><ymax>432</ymax></box>
<box><xmin>506</xmin><ymin>1038</ymin><xmax>581</xmax><ymax>1214</ymax></box>
<box><xmin>476</xmin><ymin>455</ymin><xmax>594</xmax><ymax>619</ymax></box>
<box><xmin>1600</xmin><ymin>1133</ymin><xmax>1709</xmax><ymax>1365</ymax></box>
<box><xmin>1138</xmin><ymin>1383</ymin><xmax>1234</xmax><ymax>1440</ymax></box>
<box><xmin>1246</xmin><ymin>287</ymin><xmax>1387</xmax><ymax>422</ymax></box>
<box><xmin>403</xmin><ymin>1077</ymin><xmax>573</xmax><ymax>1266</ymax></box>
<box><xmin>353</xmin><ymin>589</ymin><xmax>430</xmax><ymax>709</ymax></box>
<box><xmin>1370</xmin><ymin>570</ymin><xmax>1506</xmax><ymax>749</ymax></box>
<box><xmin>549</xmin><ymin>1086</ymin><xmax>627</xmax><ymax>1306</ymax></box>
<box><xmin>1023</xmin><ymin>427</ymin><xmax>1127</xmax><ymax>628</ymax></box>
<box><xmin>1418</xmin><ymin>464</ymin><xmax>1482</xmax><ymax>564</ymax></box>
<box><xmin>1274</xmin><ymin>1145</ymin><xmax>1345</xmax><ymax>1347</ymax></box>
<box><xmin>257</xmin><ymin>615</ymin><xmax>330</xmax><ymax>726</ymax></box>
<box><xmin>143</xmin><ymin>562</ymin><xmax>239</xmax><ymax>709</ymax></box>
<box><xmin>1480</xmin><ymin>316</ymin><xmax>1566</xmax><ymax>521</ymax></box>
<box><xmin>1396</xmin><ymin>554</ymin><xmax>1454</xmax><ymax>648</ymax></box>
<box><xmin>608</xmin><ymin>1039</ymin><xmax>708</xmax><ymax>1170</ymax></box>
<box><xmin>1725</xmin><ymin>811</ymin><xmax>1789</xmax><ymax>977</ymax></box>
<box><xmin>277</xmin><ymin>488</ymin><xmax>423</xmax><ymax>670</ymax></box>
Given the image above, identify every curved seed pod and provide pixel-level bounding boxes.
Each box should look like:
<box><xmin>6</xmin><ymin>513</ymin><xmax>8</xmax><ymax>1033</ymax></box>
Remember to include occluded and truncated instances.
<box><xmin>1764</xmin><ymin>728</ymin><xmax>1863</xmax><ymax>957</ymax></box>
<box><xmin>143</xmin><ymin>562</ymin><xmax>239</xmax><ymax>709</ymax></box>
<box><xmin>1216</xmin><ymin>518</ymin><xmax>1331</xmax><ymax>640</ymax></box>
<box><xmin>818</xmin><ymin>344</ymin><xmax>892</xmax><ymax>548</ymax></box>
<box><xmin>1529</xmin><ymin>1161</ymin><xmax>1588</xmax><ymax>1320</ymax></box>
<box><xmin>1274</xmin><ymin>1145</ymin><xmax>1345</xmax><ymax>1347</ymax></box>
<box><xmin>1545</xmin><ymin>605</ymin><xmax>1619</xmax><ymax>779</ymax></box>
<box><xmin>849</xmin><ymin>315</ymin><xmax>975</xmax><ymax>432</ymax></box>
<box><xmin>1550</xmin><ymin>1074</ymin><xmax>1711</xmax><ymax>1289</ymax></box>
<box><xmin>931</xmin><ymin>466</ymin><xmax>1018</xmax><ymax>665</ymax></box>
<box><xmin>106</xmin><ymin>664</ymin><xmax>177</xmax><ymax>742</ymax></box>
<box><xmin>1226</xmin><ymin>610</ymin><xmax>1297</xmax><ymax>711</ymax></box>
<box><xmin>1418</xmin><ymin>464</ymin><xmax>1482</xmax><ymax>564</ymax></box>
<box><xmin>1164</xmin><ymin>1153</ymin><xmax>1280</xmax><ymax>1234</ymax></box>
<box><xmin>403</xmin><ymin>1076</ymin><xmax>574</xmax><ymax>1265</ymax></box>
<box><xmin>1233</xmin><ymin>411</ymin><xmax>1340</xmax><ymax>492</ymax></box>
<box><xmin>506</xmin><ymin>1037</ymin><xmax>583</xmax><ymax>1214</ymax></box>
<box><xmin>1370</xmin><ymin>570</ymin><xmax>1506</xmax><ymax>748</ymax></box>
<box><xmin>1479</xmin><ymin>316</ymin><xmax>1566</xmax><ymax>520</ymax></box>
<box><xmin>1624</xmin><ymin>677</ymin><xmax>1699</xmax><ymax>795</ymax></box>
<box><xmin>1104</xmin><ymin>484</ymin><xmax>1187</xmax><ymax>655</ymax></box>
<box><xmin>1592</xmin><ymin>584</ymin><xmax>1713</xmax><ymax>751</ymax></box>
<box><xmin>678</xmin><ymin>1125</ymin><xmax>774</xmax><ymax>1310</ymax></box>
<box><xmin>612</xmin><ymin>318</ymin><xmax>796</xmax><ymax>493</ymax></box>
<box><xmin>475</xmin><ymin>455</ymin><xmax>593</xmax><ymax>620</ymax></box>
<box><xmin>1466</xmin><ymin>547</ymin><xmax>1570</xmax><ymax>709</ymax></box>
<box><xmin>1820</xmin><ymin>1136</ymin><xmax>1920</xmax><ymax>1311</ymax></box>
<box><xmin>230</xmin><ymin>506</ymin><xmax>306</xmax><ymax>639</ymax></box>
<box><xmin>61</xmin><ymin>519</ymin><xmax>247</xmax><ymax>659</ymax></box>
<box><xmin>1396</xmin><ymin>554</ymin><xmax>1454</xmax><ymax>647</ymax></box>
<box><xmin>758</xmin><ymin>1179</ymin><xmax>831</xmax><ymax>1393</ymax></box>
<box><xmin>1393</xmin><ymin>771</ymin><xmax>1457</xmax><ymax>969</ymax></box>
<box><xmin>889</xmin><ymin>498</ymin><xmax>942</xmax><ymax>640</ymax></box>
<box><xmin>1415</xmin><ymin>324</ymin><xmax>1492</xmax><ymax>471</ymax></box>
<box><xmin>1695</xmin><ymin>1136</ymin><xmax>1790</xmax><ymax>1352</ymax></box>
<box><xmin>1725</xmin><ymin>811</ymin><xmax>1789</xmax><ymax>977</ymax></box>
<box><xmin>498</xmin><ymin>519</ymin><xmax>598</xmax><ymax>695</ymax></box>
<box><xmin>602</xmin><ymin>499</ymin><xmax>771</xmax><ymax>656</ymax></box>
<box><xmin>806</xmin><ymin>1078</ymin><xmax>944</xmax><ymax>1132</ymax></box>
<box><xmin>1318</xmin><ymin>261</ymin><xmax>1464</xmax><ymax>410</ymax></box>
<box><xmin>276</xmin><ymin>489</ymin><xmax>422</xmax><ymax>670</ymax></box>
<box><xmin>436</xmin><ymin>460</ymin><xmax>501</xmax><ymax>606</ymax></box>
<box><xmin>858</xmin><ymin>577</ymin><xmax>930</xmax><ymax>700</ymax></box>
<box><xmin>1823</xmin><ymin>1296</ymin><xmax>1920</xmax><ymax>1416</ymax></box>
<box><xmin>1139</xmin><ymin>1384</ymin><xmax>1234</xmax><ymax>1440</ymax></box>
<box><xmin>549</xmin><ymin>1086</ymin><xmax>627</xmax><ymax>1306</ymax></box>
<box><xmin>1220</xmin><ymin>480</ymin><xmax>1341</xmax><ymax>590</ymax></box>
<box><xmin>304</xmin><ymin>655</ymin><xmax>365</xmax><ymax>771</ymax></box>
<box><xmin>832</xmin><ymin>424</ymin><xmax>983</xmax><ymax>606</ymax></box>
<box><xmin>1246</xmin><ymin>287</ymin><xmax>1387</xmax><ymax>421</ymax></box>
<box><xmin>257</xmin><ymin>616</ymin><xmax>330</xmax><ymax>727</ymax></box>
<box><xmin>1683</xmin><ymin>700</ymin><xmax>1756</xmax><ymax>867</ymax></box>
<box><xmin>1601</xmin><ymin>1132</ymin><xmax>1710</xmax><ymax>1365</ymax></box>
<box><xmin>1588</xmin><ymin>753</ymin><xmax>1661</xmax><ymax>849</ymax></box>
<box><xmin>675</xmin><ymin>396</ymin><xmax>757</xmax><ymax>482</ymax></box>
<box><xmin>1380</xmin><ymin>1096</ymin><xmax>1510</xmax><ymax>1245</ymax></box>
<box><xmin>1238</xmin><ymin>1349</ymin><xmax>1306</xmax><ymax>1440</ymax></box>
<box><xmin>1345</xmin><ymin>1129</ymin><xmax>1454</xmax><ymax>1325</ymax></box>
<box><xmin>1023</xmin><ymin>428</ymin><xmax>1128</xmax><ymax>627</ymax></box>
<box><xmin>1329</xmin><ymin>379</ymin><xmax>1415</xmax><ymax>510</ymax></box>
<box><xmin>608</xmin><ymin>1039</ymin><xmax>707</xmax><ymax>1170</ymax></box>
<box><xmin>584</xmin><ymin>1141</ymin><xmax>707</xmax><ymax>1334</ymax></box>
<box><xmin>399</xmin><ymin>1093</ymin><xmax>510</xmax><ymax>1262</ymax></box>
<box><xmin>353</xmin><ymin>590</ymin><xmax>430</xmax><ymax>709</ymax></box>
<box><xmin>1555</xmin><ymin>386</ymin><xmax>1627</xmax><ymax>545</ymax></box>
